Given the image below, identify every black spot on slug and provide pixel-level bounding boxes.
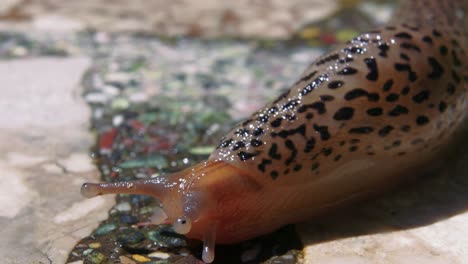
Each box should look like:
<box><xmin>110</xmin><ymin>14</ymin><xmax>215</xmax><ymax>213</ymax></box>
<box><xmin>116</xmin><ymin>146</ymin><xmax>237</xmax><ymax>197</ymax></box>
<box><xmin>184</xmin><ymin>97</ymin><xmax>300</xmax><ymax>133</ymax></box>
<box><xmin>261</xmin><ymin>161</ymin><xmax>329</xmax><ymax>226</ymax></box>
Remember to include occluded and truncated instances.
<box><xmin>232</xmin><ymin>141</ymin><xmax>246</xmax><ymax>151</ymax></box>
<box><xmin>270</xmin><ymin>170</ymin><xmax>279</xmax><ymax>179</ymax></box>
<box><xmin>298</xmin><ymin>102</ymin><xmax>326</xmax><ymax>114</ymax></box>
<box><xmin>297</xmin><ymin>70</ymin><xmax>318</xmax><ymax>83</ymax></box>
<box><xmin>388</xmin><ymin>105</ymin><xmax>409</xmax><ymax>116</ymax></box>
<box><xmin>320</xmin><ymin>95</ymin><xmax>335</xmax><ymax>101</ymax></box>
<box><xmin>439</xmin><ymin>45</ymin><xmax>448</xmax><ymax>55</ymax></box>
<box><xmin>395</xmin><ymin>32</ymin><xmax>412</xmax><ymax>39</ymax></box>
<box><xmin>349</xmin><ymin>127</ymin><xmax>374</xmax><ymax>134</ymax></box>
<box><xmin>345</xmin><ymin>88</ymin><xmax>367</xmax><ymax>100</ymax></box>
<box><xmin>268</xmin><ymin>143</ymin><xmax>282</xmax><ymax>160</ymax></box>
<box><xmin>400</xmin><ymin>53</ymin><xmax>410</xmax><ymax>61</ymax></box>
<box><xmin>304</xmin><ymin>137</ymin><xmax>316</xmax><ymax>153</ymax></box>
<box><xmin>257</xmin><ymin>114</ymin><xmax>269</xmax><ymax>123</ymax></box>
<box><xmin>386</xmin><ymin>93</ymin><xmax>399</xmax><ymax>102</ymax></box>
<box><xmin>271</xmin><ymin>118</ymin><xmax>282</xmax><ymax>128</ymax></box>
<box><xmin>422</xmin><ymin>35</ymin><xmax>433</xmax><ymax>44</ymax></box>
<box><xmin>251</xmin><ymin>139</ymin><xmax>263</xmax><ymax>147</ymax></box>
<box><xmin>237</xmin><ymin>151</ymin><xmax>259</xmax><ymax>161</ymax></box>
<box><xmin>366</xmin><ymin>109</ymin><xmax>382</xmax><ymax>118</ymax></box>
<box><xmin>382</xmin><ymin>79</ymin><xmax>394</xmax><ymax>91</ymax></box>
<box><xmin>257</xmin><ymin>159</ymin><xmax>272</xmax><ymax>172</ymax></box>
<box><xmin>293</xmin><ymin>164</ymin><xmax>302</xmax><ymax>172</ymax></box>
<box><xmin>349</xmin><ymin>146</ymin><xmax>358</xmax><ymax>152</ymax></box>
<box><xmin>300</xmin><ymin>74</ymin><xmax>328</xmax><ymax>96</ymax></box>
<box><xmin>337</xmin><ymin>67</ymin><xmax>358</xmax><ymax>75</ymax></box>
<box><xmin>282</xmin><ymin>99</ymin><xmax>300</xmax><ymax>110</ymax></box>
<box><xmin>322</xmin><ymin>147</ymin><xmax>333</xmax><ymax>156</ymax></box>
<box><xmin>313</xmin><ymin>124</ymin><xmax>331</xmax><ymax>140</ymax></box>
<box><xmin>316</xmin><ymin>54</ymin><xmax>340</xmax><ymax>66</ymax></box>
<box><xmin>267</xmin><ymin>106</ymin><xmax>279</xmax><ymax>115</ymax></box>
<box><xmin>400</xmin><ymin>42</ymin><xmax>421</xmax><ymax>52</ymax></box>
<box><xmin>364</xmin><ymin>57</ymin><xmax>379</xmax><ymax>81</ymax></box>
<box><xmin>284</xmin><ymin>140</ymin><xmax>297</xmax><ymax>166</ymax></box>
<box><xmin>343</xmin><ymin>46</ymin><xmax>365</xmax><ymax>54</ymax></box>
<box><xmin>328</xmin><ymin>80</ymin><xmax>344</xmax><ymax>89</ymax></box>
<box><xmin>427</xmin><ymin>57</ymin><xmax>444</xmax><ymax>79</ymax></box>
<box><xmin>338</xmin><ymin>57</ymin><xmax>354</xmax><ymax>64</ymax></box>
<box><xmin>345</xmin><ymin>88</ymin><xmax>379</xmax><ymax>102</ymax></box>
<box><xmin>274</xmin><ymin>124</ymin><xmax>307</xmax><ymax>139</ymax></box>
<box><xmin>378</xmin><ymin>43</ymin><xmax>390</xmax><ymax>57</ymax></box>
<box><xmin>235</xmin><ymin>128</ymin><xmax>250</xmax><ymax>136</ymax></box>
<box><xmin>333</xmin><ymin>107</ymin><xmax>355</xmax><ymax>120</ymax></box>
<box><xmin>412</xmin><ymin>90</ymin><xmax>430</xmax><ymax>103</ymax></box>
<box><xmin>285</xmin><ymin>114</ymin><xmax>296</xmax><ymax>121</ymax></box>
<box><xmin>378</xmin><ymin>125</ymin><xmax>394</xmax><ymax>137</ymax></box>
<box><xmin>252</xmin><ymin>127</ymin><xmax>264</xmax><ymax>136</ymax></box>
<box><xmin>416</xmin><ymin>116</ymin><xmax>430</xmax><ymax>125</ymax></box>
<box><xmin>401</xmin><ymin>86</ymin><xmax>410</xmax><ymax>95</ymax></box>
<box><xmin>218</xmin><ymin>138</ymin><xmax>233</xmax><ymax>148</ymax></box>
<box><xmin>395</xmin><ymin>63</ymin><xmax>418</xmax><ymax>82</ymax></box>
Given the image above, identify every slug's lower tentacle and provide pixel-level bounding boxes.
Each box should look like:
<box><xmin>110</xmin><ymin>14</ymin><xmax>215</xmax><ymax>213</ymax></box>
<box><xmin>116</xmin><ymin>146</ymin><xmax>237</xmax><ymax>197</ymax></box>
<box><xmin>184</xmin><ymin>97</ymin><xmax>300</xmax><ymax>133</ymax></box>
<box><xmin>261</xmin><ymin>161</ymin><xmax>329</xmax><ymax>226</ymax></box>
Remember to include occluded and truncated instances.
<box><xmin>202</xmin><ymin>222</ymin><xmax>218</xmax><ymax>263</ymax></box>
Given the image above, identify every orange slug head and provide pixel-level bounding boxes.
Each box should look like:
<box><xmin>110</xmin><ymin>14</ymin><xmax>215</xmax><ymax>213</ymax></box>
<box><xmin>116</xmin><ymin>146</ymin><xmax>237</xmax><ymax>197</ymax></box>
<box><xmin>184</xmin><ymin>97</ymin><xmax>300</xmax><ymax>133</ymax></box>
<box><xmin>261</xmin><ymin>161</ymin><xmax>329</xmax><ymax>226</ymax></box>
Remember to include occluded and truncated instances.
<box><xmin>81</xmin><ymin>160</ymin><xmax>264</xmax><ymax>263</ymax></box>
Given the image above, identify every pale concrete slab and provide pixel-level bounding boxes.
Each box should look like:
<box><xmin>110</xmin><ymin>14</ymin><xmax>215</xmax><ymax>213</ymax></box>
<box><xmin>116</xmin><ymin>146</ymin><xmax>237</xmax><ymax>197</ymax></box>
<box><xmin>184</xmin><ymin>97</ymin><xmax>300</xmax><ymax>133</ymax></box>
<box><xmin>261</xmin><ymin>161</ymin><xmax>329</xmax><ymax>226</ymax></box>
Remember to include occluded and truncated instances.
<box><xmin>0</xmin><ymin>57</ymin><xmax>115</xmax><ymax>263</ymax></box>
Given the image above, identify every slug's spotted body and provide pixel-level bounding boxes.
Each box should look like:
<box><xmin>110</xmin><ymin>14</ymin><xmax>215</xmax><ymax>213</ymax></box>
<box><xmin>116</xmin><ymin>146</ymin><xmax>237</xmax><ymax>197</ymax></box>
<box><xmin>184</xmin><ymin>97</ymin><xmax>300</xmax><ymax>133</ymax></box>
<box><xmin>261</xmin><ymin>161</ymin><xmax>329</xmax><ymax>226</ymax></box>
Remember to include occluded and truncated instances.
<box><xmin>215</xmin><ymin>25</ymin><xmax>466</xmax><ymax>182</ymax></box>
<box><xmin>81</xmin><ymin>1</ymin><xmax>467</xmax><ymax>262</ymax></box>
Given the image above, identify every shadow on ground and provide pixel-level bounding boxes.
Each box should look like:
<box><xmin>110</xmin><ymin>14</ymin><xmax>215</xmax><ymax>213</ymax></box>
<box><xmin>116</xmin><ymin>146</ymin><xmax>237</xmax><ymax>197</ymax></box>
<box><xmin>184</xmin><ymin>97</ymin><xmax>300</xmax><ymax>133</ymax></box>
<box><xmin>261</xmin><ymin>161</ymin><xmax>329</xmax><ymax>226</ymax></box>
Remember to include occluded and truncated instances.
<box><xmin>297</xmin><ymin>123</ymin><xmax>468</xmax><ymax>258</ymax></box>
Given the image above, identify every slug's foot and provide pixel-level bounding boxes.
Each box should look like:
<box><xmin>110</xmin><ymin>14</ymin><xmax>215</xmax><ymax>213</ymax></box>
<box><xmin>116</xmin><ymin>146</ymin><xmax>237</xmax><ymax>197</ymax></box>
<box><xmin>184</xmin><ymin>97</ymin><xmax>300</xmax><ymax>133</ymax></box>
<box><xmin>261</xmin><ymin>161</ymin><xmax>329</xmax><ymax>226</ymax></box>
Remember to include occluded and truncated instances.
<box><xmin>202</xmin><ymin>222</ymin><xmax>217</xmax><ymax>263</ymax></box>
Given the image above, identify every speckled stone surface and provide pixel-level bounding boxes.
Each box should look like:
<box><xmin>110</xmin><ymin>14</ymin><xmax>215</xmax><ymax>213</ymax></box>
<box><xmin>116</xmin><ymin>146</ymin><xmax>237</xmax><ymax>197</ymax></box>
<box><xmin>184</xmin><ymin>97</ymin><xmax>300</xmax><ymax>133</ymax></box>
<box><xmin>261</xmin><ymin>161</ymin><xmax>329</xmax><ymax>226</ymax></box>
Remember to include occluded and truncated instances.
<box><xmin>0</xmin><ymin>0</ymin><xmax>340</xmax><ymax>38</ymax></box>
<box><xmin>0</xmin><ymin>57</ymin><xmax>115</xmax><ymax>263</ymax></box>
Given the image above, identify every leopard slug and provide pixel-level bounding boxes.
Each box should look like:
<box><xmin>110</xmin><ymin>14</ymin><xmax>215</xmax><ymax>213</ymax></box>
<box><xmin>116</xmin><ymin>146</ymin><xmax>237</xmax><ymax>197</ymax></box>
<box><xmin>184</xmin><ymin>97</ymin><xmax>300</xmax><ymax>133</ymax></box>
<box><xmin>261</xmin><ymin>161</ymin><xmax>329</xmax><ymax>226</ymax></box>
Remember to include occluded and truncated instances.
<box><xmin>81</xmin><ymin>0</ymin><xmax>467</xmax><ymax>262</ymax></box>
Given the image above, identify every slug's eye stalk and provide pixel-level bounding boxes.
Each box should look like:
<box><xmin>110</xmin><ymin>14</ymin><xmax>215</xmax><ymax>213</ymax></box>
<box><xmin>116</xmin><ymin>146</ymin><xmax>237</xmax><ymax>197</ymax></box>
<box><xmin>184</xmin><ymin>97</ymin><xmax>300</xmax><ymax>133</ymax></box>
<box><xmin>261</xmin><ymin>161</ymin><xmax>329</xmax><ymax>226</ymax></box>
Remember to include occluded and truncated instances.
<box><xmin>80</xmin><ymin>177</ymin><xmax>171</xmax><ymax>199</ymax></box>
<box><xmin>80</xmin><ymin>183</ymin><xmax>101</xmax><ymax>198</ymax></box>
